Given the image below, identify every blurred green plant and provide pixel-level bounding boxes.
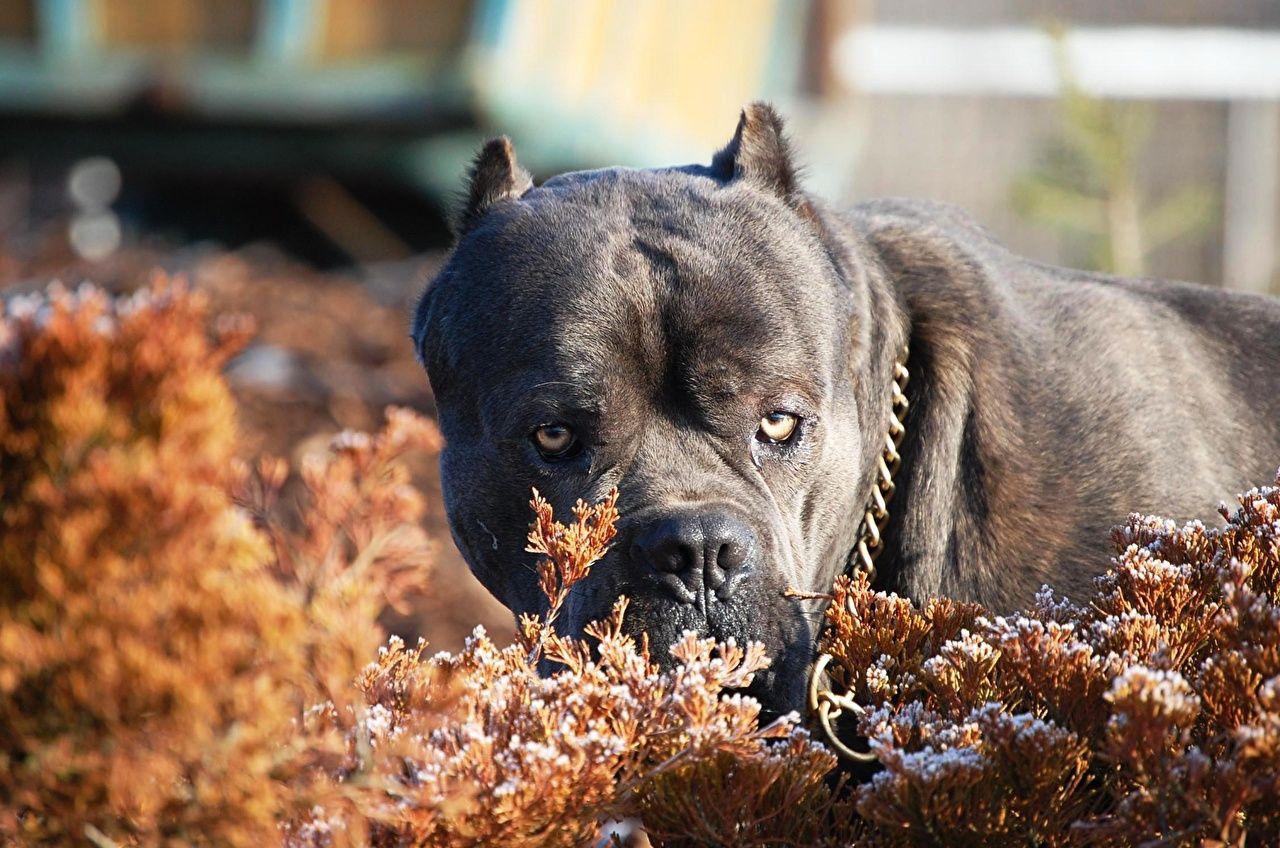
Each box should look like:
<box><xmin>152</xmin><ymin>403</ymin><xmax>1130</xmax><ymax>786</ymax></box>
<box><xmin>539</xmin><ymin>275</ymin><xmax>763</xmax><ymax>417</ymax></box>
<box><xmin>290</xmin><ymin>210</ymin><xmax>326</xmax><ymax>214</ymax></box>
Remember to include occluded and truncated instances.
<box><xmin>1012</xmin><ymin>30</ymin><xmax>1217</xmax><ymax>276</ymax></box>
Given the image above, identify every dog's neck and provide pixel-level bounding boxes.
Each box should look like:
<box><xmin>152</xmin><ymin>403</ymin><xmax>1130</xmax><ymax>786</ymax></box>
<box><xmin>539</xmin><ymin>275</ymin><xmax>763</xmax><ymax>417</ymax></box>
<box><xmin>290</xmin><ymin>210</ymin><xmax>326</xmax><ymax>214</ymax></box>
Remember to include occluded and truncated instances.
<box><xmin>845</xmin><ymin>214</ymin><xmax>1074</xmax><ymax>610</ymax></box>
<box><xmin>812</xmin><ymin>208</ymin><xmax>914</xmax><ymax>593</ymax></box>
<box><xmin>843</xmin><ymin>341</ymin><xmax>911</xmax><ymax>585</ymax></box>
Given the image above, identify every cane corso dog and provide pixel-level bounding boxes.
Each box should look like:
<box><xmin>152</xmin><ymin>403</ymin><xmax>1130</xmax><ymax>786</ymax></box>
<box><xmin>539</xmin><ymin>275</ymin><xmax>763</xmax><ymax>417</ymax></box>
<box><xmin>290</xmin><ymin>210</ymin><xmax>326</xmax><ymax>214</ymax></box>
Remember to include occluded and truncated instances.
<box><xmin>412</xmin><ymin>103</ymin><xmax>1280</xmax><ymax>715</ymax></box>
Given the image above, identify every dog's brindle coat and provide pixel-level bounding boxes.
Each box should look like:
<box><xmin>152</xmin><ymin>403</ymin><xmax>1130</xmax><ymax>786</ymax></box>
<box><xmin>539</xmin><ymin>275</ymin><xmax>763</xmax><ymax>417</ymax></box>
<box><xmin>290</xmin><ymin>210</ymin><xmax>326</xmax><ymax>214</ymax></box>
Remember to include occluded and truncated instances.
<box><xmin>413</xmin><ymin>104</ymin><xmax>1280</xmax><ymax>715</ymax></box>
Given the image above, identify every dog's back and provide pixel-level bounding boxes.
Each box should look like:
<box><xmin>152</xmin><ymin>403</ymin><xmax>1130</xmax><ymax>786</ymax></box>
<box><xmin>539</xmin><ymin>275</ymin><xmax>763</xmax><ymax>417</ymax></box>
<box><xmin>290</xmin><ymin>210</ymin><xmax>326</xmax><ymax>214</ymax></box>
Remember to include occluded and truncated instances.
<box><xmin>848</xmin><ymin>198</ymin><xmax>1280</xmax><ymax>606</ymax></box>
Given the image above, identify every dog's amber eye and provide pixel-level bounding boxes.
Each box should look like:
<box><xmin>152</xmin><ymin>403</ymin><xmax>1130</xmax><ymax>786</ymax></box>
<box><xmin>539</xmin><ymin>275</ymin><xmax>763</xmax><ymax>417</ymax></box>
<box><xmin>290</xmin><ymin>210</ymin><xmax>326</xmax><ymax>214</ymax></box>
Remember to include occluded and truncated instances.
<box><xmin>532</xmin><ymin>423</ymin><xmax>577</xmax><ymax>458</ymax></box>
<box><xmin>757</xmin><ymin>412</ymin><xmax>799</xmax><ymax>444</ymax></box>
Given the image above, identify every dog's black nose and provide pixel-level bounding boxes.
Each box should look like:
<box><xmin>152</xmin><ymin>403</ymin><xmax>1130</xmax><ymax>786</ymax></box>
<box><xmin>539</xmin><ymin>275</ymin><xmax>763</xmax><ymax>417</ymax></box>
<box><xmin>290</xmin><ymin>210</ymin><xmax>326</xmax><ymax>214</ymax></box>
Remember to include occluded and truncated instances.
<box><xmin>630</xmin><ymin>509</ymin><xmax>754</xmax><ymax>604</ymax></box>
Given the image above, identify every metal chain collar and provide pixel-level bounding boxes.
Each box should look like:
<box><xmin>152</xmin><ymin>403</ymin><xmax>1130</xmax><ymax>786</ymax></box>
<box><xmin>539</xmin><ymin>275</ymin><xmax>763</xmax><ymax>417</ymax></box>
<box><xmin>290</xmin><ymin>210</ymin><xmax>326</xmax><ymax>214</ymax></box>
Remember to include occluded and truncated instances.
<box><xmin>807</xmin><ymin>344</ymin><xmax>910</xmax><ymax>762</ymax></box>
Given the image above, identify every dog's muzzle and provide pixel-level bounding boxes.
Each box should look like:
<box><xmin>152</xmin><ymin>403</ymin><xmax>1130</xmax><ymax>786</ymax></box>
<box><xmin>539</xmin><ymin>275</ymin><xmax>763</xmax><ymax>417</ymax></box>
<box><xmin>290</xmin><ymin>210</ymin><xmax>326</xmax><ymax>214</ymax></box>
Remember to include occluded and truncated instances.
<box><xmin>627</xmin><ymin>506</ymin><xmax>757</xmax><ymax>605</ymax></box>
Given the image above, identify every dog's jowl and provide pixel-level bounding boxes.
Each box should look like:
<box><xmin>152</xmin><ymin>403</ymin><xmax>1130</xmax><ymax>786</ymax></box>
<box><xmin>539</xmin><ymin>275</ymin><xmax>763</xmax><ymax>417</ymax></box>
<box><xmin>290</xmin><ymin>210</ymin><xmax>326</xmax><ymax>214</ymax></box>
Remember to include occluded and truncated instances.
<box><xmin>412</xmin><ymin>104</ymin><xmax>1280</xmax><ymax>715</ymax></box>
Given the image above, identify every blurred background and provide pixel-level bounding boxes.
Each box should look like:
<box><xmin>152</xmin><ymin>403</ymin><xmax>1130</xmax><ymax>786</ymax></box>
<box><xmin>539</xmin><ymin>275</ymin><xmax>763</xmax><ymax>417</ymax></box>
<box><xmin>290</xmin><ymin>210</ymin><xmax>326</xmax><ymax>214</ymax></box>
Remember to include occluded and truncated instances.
<box><xmin>2</xmin><ymin>0</ymin><xmax>1278</xmax><ymax>647</ymax></box>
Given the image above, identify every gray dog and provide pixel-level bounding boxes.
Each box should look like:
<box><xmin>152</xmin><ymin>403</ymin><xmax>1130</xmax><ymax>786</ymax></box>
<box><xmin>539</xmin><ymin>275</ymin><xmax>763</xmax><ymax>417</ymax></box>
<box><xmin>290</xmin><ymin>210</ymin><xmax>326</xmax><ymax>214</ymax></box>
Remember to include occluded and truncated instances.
<box><xmin>412</xmin><ymin>103</ymin><xmax>1280</xmax><ymax>715</ymax></box>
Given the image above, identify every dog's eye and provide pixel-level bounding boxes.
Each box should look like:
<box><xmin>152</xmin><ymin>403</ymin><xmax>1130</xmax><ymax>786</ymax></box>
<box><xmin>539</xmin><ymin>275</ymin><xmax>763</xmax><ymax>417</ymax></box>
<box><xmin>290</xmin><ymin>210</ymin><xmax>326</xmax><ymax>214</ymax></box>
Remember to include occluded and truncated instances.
<box><xmin>532</xmin><ymin>423</ymin><xmax>578</xmax><ymax>458</ymax></box>
<box><xmin>757</xmin><ymin>411</ymin><xmax>799</xmax><ymax>444</ymax></box>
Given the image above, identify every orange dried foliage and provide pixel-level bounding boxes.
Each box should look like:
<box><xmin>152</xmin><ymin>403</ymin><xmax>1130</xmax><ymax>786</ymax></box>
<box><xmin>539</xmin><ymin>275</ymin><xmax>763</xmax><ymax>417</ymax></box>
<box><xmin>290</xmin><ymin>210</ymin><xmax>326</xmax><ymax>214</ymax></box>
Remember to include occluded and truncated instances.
<box><xmin>523</xmin><ymin>487</ymin><xmax>619</xmax><ymax>652</ymax></box>
<box><xmin>299</xmin><ymin>490</ymin><xmax>855</xmax><ymax>848</ymax></box>
<box><xmin>0</xmin><ymin>280</ymin><xmax>437</xmax><ymax>846</ymax></box>
<box><xmin>239</xmin><ymin>406</ymin><xmax>440</xmax><ymax>707</ymax></box>
<box><xmin>821</xmin><ymin>483</ymin><xmax>1280</xmax><ymax>846</ymax></box>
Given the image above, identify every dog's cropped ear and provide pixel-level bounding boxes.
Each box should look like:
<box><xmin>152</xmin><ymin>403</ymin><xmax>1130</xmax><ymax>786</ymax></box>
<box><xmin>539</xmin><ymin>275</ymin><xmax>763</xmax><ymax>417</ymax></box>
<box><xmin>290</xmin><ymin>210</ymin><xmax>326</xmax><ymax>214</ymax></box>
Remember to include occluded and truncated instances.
<box><xmin>455</xmin><ymin>136</ymin><xmax>533</xmax><ymax>236</ymax></box>
<box><xmin>711</xmin><ymin>102</ymin><xmax>803</xmax><ymax>206</ymax></box>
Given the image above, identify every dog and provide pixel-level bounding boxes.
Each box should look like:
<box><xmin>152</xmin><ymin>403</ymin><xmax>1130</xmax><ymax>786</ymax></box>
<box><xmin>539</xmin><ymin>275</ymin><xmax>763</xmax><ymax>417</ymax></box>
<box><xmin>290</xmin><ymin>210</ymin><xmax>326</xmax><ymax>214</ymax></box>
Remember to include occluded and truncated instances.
<box><xmin>412</xmin><ymin>103</ymin><xmax>1280</xmax><ymax>716</ymax></box>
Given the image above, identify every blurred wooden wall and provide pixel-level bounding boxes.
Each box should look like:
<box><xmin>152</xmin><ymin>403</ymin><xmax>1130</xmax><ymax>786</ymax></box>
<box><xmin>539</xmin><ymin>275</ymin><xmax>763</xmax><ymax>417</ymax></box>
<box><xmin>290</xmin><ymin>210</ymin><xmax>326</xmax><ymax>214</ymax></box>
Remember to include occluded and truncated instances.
<box><xmin>472</xmin><ymin>0</ymin><xmax>803</xmax><ymax>167</ymax></box>
<box><xmin>321</xmin><ymin>0</ymin><xmax>470</xmax><ymax>59</ymax></box>
<box><xmin>1</xmin><ymin>0</ymin><xmax>475</xmax><ymax>60</ymax></box>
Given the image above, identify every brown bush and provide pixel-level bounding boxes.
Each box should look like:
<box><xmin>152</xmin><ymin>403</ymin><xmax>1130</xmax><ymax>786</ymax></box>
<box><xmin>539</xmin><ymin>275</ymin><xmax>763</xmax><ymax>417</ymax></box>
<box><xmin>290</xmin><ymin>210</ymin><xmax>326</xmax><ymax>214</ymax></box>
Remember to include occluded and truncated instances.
<box><xmin>0</xmin><ymin>281</ymin><xmax>851</xmax><ymax>847</ymax></box>
<box><xmin>3</xmin><ymin>279</ymin><xmax>1278</xmax><ymax>846</ymax></box>
<box><xmin>821</xmin><ymin>488</ymin><xmax>1280</xmax><ymax>846</ymax></box>
<box><xmin>0</xmin><ymin>280</ymin><xmax>437</xmax><ymax>845</ymax></box>
<box><xmin>296</xmin><ymin>466</ymin><xmax>1280</xmax><ymax>848</ymax></box>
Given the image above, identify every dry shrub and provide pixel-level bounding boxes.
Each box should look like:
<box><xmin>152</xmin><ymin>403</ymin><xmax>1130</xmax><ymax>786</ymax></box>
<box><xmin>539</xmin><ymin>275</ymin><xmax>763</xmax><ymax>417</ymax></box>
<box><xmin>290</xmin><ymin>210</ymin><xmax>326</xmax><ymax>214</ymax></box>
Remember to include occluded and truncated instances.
<box><xmin>0</xmin><ymin>280</ymin><xmax>437</xmax><ymax>845</ymax></box>
<box><xmin>822</xmin><ymin>484</ymin><xmax>1280</xmax><ymax>846</ymax></box>
<box><xmin>0</xmin><ymin>280</ymin><xmax>853</xmax><ymax>847</ymax></box>
<box><xmin>294</xmin><ymin>451</ymin><xmax>1279</xmax><ymax>847</ymax></box>
<box><xmin>295</xmin><ymin>489</ymin><xmax>856</xmax><ymax>848</ymax></box>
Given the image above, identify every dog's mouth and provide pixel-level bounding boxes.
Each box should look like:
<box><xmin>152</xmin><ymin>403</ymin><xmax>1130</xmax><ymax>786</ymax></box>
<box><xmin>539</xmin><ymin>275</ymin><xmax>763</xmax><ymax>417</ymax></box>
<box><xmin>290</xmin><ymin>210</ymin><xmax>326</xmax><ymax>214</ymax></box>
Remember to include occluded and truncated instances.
<box><xmin>529</xmin><ymin>508</ymin><xmax>820</xmax><ymax>722</ymax></box>
<box><xmin>602</xmin><ymin>582</ymin><xmax>815</xmax><ymax>720</ymax></box>
<box><xmin>731</xmin><ymin>666</ymin><xmax>793</xmax><ymax>725</ymax></box>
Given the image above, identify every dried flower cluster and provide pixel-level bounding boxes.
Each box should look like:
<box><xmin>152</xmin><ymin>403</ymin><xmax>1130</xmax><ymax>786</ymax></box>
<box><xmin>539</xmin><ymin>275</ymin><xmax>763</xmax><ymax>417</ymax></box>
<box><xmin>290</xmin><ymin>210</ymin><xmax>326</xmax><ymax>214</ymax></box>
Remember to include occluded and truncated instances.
<box><xmin>4</xmin><ymin>279</ymin><xmax>1278</xmax><ymax>846</ymax></box>
<box><xmin>820</xmin><ymin>482</ymin><xmax>1280</xmax><ymax>845</ymax></box>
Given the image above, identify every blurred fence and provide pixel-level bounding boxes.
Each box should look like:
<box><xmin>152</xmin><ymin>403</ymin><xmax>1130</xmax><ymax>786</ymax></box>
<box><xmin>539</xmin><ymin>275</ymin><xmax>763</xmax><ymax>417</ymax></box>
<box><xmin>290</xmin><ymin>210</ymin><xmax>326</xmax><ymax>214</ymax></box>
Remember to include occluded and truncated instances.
<box><xmin>815</xmin><ymin>18</ymin><xmax>1280</xmax><ymax>292</ymax></box>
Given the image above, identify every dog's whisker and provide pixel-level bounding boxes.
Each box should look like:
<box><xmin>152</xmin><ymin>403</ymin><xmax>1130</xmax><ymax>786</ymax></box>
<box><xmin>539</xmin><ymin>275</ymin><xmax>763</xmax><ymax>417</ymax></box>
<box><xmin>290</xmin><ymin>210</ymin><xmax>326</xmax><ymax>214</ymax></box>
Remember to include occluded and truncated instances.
<box><xmin>476</xmin><ymin>519</ymin><xmax>500</xmax><ymax>551</ymax></box>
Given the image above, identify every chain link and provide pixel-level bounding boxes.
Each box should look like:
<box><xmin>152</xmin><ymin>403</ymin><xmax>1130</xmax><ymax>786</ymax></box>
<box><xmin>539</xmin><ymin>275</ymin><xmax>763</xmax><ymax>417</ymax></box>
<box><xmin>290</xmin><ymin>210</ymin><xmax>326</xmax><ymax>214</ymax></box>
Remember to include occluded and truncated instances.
<box><xmin>850</xmin><ymin>346</ymin><xmax>910</xmax><ymax>584</ymax></box>
<box><xmin>808</xmin><ymin>344</ymin><xmax>910</xmax><ymax>763</ymax></box>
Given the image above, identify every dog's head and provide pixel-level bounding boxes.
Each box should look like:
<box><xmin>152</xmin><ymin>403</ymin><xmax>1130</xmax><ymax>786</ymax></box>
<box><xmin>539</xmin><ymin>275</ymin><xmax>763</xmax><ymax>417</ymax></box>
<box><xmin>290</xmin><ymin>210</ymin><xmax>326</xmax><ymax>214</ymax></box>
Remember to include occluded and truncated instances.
<box><xmin>413</xmin><ymin>105</ymin><xmax>885</xmax><ymax>714</ymax></box>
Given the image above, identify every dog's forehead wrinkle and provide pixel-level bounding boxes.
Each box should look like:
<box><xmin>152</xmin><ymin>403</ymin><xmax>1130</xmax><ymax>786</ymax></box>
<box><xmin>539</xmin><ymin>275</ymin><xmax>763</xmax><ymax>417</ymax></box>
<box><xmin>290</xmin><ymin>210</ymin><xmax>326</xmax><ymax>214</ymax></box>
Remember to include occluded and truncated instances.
<box><xmin>537</xmin><ymin>290</ymin><xmax>828</xmax><ymax>432</ymax></box>
<box><xmin>457</xmin><ymin>171</ymin><xmax>839</xmax><ymax>360</ymax></box>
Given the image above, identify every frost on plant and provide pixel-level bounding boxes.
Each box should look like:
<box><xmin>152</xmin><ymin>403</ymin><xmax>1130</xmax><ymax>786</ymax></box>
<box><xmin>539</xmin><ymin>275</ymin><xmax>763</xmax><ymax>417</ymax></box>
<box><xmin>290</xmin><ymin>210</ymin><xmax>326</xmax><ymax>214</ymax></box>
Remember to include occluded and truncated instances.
<box><xmin>819</xmin><ymin>480</ymin><xmax>1280</xmax><ymax>845</ymax></box>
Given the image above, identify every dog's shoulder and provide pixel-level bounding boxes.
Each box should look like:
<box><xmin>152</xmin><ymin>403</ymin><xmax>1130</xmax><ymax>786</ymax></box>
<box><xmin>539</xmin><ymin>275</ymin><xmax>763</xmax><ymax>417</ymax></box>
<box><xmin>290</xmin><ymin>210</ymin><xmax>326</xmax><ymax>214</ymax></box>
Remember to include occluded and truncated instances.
<box><xmin>840</xmin><ymin>197</ymin><xmax>1280</xmax><ymax>336</ymax></box>
<box><xmin>837</xmin><ymin>197</ymin><xmax>1057</xmax><ymax>322</ymax></box>
<box><xmin>845</xmin><ymin>197</ymin><xmax>996</xmax><ymax>239</ymax></box>
<box><xmin>841</xmin><ymin>198</ymin><xmax>1009</xmax><ymax>266</ymax></box>
<box><xmin>834</xmin><ymin>196</ymin><xmax>1280</xmax><ymax>608</ymax></box>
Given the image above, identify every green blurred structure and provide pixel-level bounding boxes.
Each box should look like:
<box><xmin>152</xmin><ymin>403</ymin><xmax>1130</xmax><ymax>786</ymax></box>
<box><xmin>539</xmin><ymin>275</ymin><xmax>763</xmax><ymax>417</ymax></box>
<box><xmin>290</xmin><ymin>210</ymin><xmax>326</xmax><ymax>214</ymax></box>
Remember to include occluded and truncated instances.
<box><xmin>0</xmin><ymin>0</ymin><xmax>809</xmax><ymax>199</ymax></box>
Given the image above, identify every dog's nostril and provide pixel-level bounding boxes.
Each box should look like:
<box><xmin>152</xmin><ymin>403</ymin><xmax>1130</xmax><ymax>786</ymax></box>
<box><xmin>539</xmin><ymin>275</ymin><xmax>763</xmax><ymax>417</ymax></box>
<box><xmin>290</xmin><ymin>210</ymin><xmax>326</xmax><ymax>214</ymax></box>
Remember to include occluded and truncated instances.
<box><xmin>705</xmin><ymin>555</ymin><xmax>726</xmax><ymax>589</ymax></box>
<box><xmin>716</xmin><ymin>539</ymin><xmax>749</xmax><ymax>573</ymax></box>
<box><xmin>707</xmin><ymin>531</ymin><xmax>752</xmax><ymax>601</ymax></box>
<box><xmin>633</xmin><ymin>519</ymin><xmax>701</xmax><ymax>574</ymax></box>
<box><xmin>631</xmin><ymin>510</ymin><xmax>755</xmax><ymax>604</ymax></box>
<box><xmin>653</xmin><ymin>547</ymin><xmax>689</xmax><ymax>574</ymax></box>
